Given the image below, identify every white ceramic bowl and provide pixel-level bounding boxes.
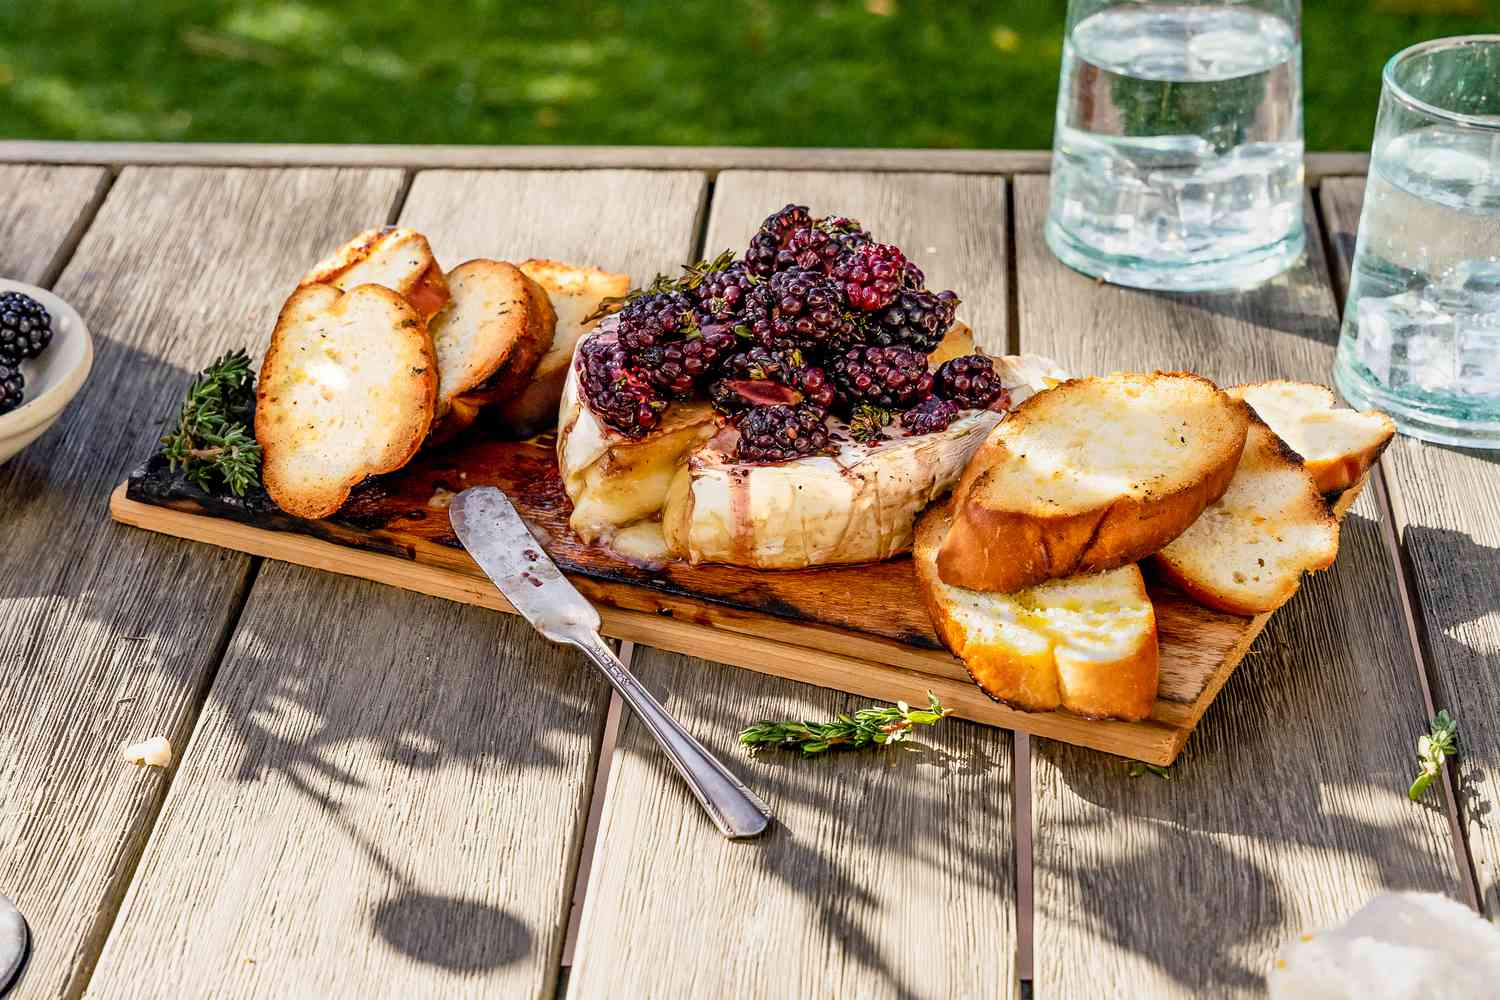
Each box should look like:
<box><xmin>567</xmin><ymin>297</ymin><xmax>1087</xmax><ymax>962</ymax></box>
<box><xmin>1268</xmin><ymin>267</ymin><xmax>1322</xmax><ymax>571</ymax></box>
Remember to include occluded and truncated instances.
<box><xmin>0</xmin><ymin>279</ymin><xmax>93</xmax><ymax>465</ymax></box>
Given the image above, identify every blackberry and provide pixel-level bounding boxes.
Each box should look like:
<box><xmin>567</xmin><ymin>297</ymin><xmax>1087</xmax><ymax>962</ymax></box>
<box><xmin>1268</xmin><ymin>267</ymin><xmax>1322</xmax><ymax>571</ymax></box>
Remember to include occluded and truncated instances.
<box><xmin>745</xmin><ymin>268</ymin><xmax>859</xmax><ymax>351</ymax></box>
<box><xmin>830</xmin><ymin>344</ymin><xmax>933</xmax><ymax>409</ymax></box>
<box><xmin>745</xmin><ymin>204</ymin><xmax>813</xmax><ymax>277</ymax></box>
<box><xmin>818</xmin><ymin>216</ymin><xmax>874</xmax><ymax>253</ymax></box>
<box><xmin>900</xmin><ymin>396</ymin><xmax>960</xmax><ymax>435</ymax></box>
<box><xmin>615</xmin><ymin>290</ymin><xmax>696</xmax><ymax>353</ymax></box>
<box><xmin>0</xmin><ymin>291</ymin><xmax>53</xmax><ymax>361</ymax></box>
<box><xmin>575</xmin><ymin>337</ymin><xmax>666</xmax><ymax>437</ymax></box>
<box><xmin>720</xmin><ymin>346</ymin><xmax>837</xmax><ymax>409</ymax></box>
<box><xmin>832</xmin><ymin>243</ymin><xmax>909</xmax><ymax>312</ymax></box>
<box><xmin>691</xmin><ymin>260</ymin><xmax>759</xmax><ymax>322</ymax></box>
<box><xmin>0</xmin><ymin>361</ymin><xmax>21</xmax><ymax>414</ymax></box>
<box><xmin>777</xmin><ymin>225</ymin><xmax>843</xmax><ymax>275</ymax></box>
<box><xmin>637</xmin><ymin>324</ymin><xmax>740</xmax><ymax>398</ymax></box>
<box><xmin>933</xmin><ymin>353</ymin><xmax>1009</xmax><ymax>410</ymax></box>
<box><xmin>735</xmin><ymin>403</ymin><xmax>831</xmax><ymax>463</ymax></box>
<box><xmin>870</xmin><ymin>288</ymin><xmax>960</xmax><ymax>353</ymax></box>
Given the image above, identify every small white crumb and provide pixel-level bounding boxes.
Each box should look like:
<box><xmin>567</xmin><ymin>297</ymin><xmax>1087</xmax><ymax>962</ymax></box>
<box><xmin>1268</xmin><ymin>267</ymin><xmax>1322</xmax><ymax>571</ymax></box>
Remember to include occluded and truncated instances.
<box><xmin>925</xmin><ymin>246</ymin><xmax>938</xmax><ymax>254</ymax></box>
<box><xmin>427</xmin><ymin>487</ymin><xmax>456</xmax><ymax>509</ymax></box>
<box><xmin>121</xmin><ymin>736</ymin><xmax>172</xmax><ymax>768</ymax></box>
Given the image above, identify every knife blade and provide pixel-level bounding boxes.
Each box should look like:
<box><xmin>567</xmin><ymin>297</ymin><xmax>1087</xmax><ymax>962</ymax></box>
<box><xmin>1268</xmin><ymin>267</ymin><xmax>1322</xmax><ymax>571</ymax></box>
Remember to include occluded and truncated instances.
<box><xmin>449</xmin><ymin>487</ymin><xmax>771</xmax><ymax>840</ymax></box>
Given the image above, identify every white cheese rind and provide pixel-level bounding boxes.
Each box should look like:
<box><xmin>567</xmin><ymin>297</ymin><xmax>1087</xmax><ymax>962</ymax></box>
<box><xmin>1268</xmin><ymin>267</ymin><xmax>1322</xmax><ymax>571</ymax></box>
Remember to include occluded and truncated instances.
<box><xmin>555</xmin><ymin>328</ymin><xmax>1066</xmax><ymax>569</ymax></box>
<box><xmin>661</xmin><ymin>411</ymin><xmax>1000</xmax><ymax>567</ymax></box>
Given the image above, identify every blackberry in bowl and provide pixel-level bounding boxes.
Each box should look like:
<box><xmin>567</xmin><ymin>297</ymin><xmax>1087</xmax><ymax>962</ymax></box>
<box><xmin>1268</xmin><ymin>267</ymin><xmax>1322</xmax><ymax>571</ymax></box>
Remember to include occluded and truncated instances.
<box><xmin>0</xmin><ymin>281</ymin><xmax>93</xmax><ymax>464</ymax></box>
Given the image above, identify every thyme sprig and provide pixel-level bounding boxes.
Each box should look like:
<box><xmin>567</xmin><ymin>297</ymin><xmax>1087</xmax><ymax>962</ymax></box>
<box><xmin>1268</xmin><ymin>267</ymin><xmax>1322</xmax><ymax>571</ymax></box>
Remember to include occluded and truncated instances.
<box><xmin>739</xmin><ymin>691</ymin><xmax>953</xmax><ymax>756</ymax></box>
<box><xmin>160</xmin><ymin>349</ymin><xmax>261</xmax><ymax>496</ymax></box>
<box><xmin>1409</xmin><ymin>710</ymin><xmax>1458</xmax><ymax>801</ymax></box>
<box><xmin>848</xmin><ymin>404</ymin><xmax>894</xmax><ymax>443</ymax></box>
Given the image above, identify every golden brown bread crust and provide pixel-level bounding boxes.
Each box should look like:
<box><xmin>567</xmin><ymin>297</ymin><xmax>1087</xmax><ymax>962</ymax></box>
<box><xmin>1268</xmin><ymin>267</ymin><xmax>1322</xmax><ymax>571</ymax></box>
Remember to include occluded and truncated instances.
<box><xmin>435</xmin><ymin>268</ymin><xmax>558</xmax><ymax>440</ymax></box>
<box><xmin>257</xmin><ymin>284</ymin><xmax>437</xmax><ymax>519</ymax></box>
<box><xmin>1150</xmin><ymin>411</ymin><xmax>1339</xmax><ymax>616</ymax></box>
<box><xmin>299</xmin><ymin>227</ymin><xmax>451</xmax><ymax>322</ymax></box>
<box><xmin>936</xmin><ymin>373</ymin><xmax>1248</xmax><ymax>593</ymax></box>
<box><xmin>914</xmin><ymin>501</ymin><xmax>1159</xmax><ymax>721</ymax></box>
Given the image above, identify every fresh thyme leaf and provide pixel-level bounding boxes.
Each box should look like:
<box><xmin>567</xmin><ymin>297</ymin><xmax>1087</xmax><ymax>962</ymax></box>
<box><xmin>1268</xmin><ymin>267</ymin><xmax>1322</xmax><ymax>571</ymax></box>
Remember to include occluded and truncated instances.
<box><xmin>740</xmin><ymin>690</ymin><xmax>953</xmax><ymax>757</ymax></box>
<box><xmin>1127</xmin><ymin>761</ymin><xmax>1172</xmax><ymax>780</ymax></box>
<box><xmin>678</xmin><ymin>249</ymin><xmax>737</xmax><ymax>289</ymax></box>
<box><xmin>1409</xmin><ymin>710</ymin><xmax>1458</xmax><ymax>801</ymax></box>
<box><xmin>848</xmin><ymin>404</ymin><xmax>893</xmax><ymax>443</ymax></box>
<box><xmin>160</xmin><ymin>348</ymin><xmax>261</xmax><ymax>496</ymax></box>
<box><xmin>581</xmin><ymin>270</ymin><xmax>690</xmax><ymax>324</ymax></box>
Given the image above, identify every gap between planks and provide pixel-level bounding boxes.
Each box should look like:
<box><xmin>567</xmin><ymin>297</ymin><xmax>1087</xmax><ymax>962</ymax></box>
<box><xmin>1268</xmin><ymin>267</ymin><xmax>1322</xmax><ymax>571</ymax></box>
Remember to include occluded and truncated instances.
<box><xmin>68</xmin><ymin>166</ymin><xmax>421</xmax><ymax>1000</ymax></box>
<box><xmin>1310</xmin><ymin>183</ymin><xmax>1484</xmax><ymax>914</ymax></box>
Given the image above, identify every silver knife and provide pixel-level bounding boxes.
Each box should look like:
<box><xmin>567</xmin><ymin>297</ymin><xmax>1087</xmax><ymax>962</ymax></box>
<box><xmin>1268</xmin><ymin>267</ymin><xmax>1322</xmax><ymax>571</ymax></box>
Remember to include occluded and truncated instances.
<box><xmin>449</xmin><ymin>487</ymin><xmax>771</xmax><ymax>840</ymax></box>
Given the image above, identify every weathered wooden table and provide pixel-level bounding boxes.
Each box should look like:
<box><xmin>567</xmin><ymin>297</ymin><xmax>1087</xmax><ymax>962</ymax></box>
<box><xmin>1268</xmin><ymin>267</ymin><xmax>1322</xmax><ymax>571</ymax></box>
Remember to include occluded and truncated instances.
<box><xmin>0</xmin><ymin>142</ymin><xmax>1493</xmax><ymax>999</ymax></box>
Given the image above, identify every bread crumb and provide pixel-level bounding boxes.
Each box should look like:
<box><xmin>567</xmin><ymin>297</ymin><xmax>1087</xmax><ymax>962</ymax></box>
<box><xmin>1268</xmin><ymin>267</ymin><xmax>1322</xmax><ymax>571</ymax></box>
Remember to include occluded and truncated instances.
<box><xmin>121</xmin><ymin>736</ymin><xmax>172</xmax><ymax>768</ymax></box>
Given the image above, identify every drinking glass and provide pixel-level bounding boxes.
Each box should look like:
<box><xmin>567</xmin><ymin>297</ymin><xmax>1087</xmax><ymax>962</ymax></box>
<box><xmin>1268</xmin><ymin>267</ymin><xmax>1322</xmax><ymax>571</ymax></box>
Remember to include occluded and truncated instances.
<box><xmin>1334</xmin><ymin>36</ymin><xmax>1500</xmax><ymax>449</ymax></box>
<box><xmin>1045</xmin><ymin>0</ymin><xmax>1305</xmax><ymax>291</ymax></box>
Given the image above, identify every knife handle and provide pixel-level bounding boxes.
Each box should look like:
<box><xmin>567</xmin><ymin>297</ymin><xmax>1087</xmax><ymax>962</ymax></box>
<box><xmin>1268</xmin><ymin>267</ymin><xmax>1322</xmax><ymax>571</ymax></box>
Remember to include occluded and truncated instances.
<box><xmin>570</xmin><ymin>634</ymin><xmax>772</xmax><ymax>840</ymax></box>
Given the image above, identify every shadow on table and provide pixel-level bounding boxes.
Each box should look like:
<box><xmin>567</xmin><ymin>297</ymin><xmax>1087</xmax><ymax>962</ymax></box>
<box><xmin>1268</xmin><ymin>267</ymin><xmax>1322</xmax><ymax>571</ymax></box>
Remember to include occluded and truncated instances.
<box><xmin>1028</xmin><ymin>509</ymin><xmax>1477</xmax><ymax>995</ymax></box>
<box><xmin>614</xmin><ymin>655</ymin><xmax>1015</xmax><ymax>1000</ymax></box>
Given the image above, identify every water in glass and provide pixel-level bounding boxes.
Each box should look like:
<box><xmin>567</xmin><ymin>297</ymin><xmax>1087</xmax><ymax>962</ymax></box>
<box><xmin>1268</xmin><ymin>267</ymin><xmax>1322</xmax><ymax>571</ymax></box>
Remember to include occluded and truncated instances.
<box><xmin>1334</xmin><ymin>37</ymin><xmax>1500</xmax><ymax>447</ymax></box>
<box><xmin>1047</xmin><ymin>2</ymin><xmax>1305</xmax><ymax>290</ymax></box>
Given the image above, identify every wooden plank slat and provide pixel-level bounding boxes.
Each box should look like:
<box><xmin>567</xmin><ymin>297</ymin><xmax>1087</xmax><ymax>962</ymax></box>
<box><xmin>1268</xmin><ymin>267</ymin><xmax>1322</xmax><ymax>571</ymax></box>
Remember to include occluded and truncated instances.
<box><xmin>1320</xmin><ymin>177</ymin><xmax>1498</xmax><ymax>916</ymax></box>
<box><xmin>0</xmin><ymin>140</ymin><xmax>1374</xmax><ymax>180</ymax></box>
<box><xmin>568</xmin><ymin>171</ymin><xmax>1016</xmax><ymax>998</ymax></box>
<box><xmin>85</xmin><ymin>169</ymin><xmax>708</xmax><ymax>998</ymax></box>
<box><xmin>83</xmin><ymin>565</ymin><xmax>608</xmax><ymax>999</ymax></box>
<box><xmin>1013</xmin><ymin>175</ymin><xmax>1467</xmax><ymax>997</ymax></box>
<box><xmin>0</xmin><ymin>166</ymin><xmax>407</xmax><ymax>1000</ymax></box>
<box><xmin>0</xmin><ymin>165</ymin><xmax>109</xmax><ymax>286</ymax></box>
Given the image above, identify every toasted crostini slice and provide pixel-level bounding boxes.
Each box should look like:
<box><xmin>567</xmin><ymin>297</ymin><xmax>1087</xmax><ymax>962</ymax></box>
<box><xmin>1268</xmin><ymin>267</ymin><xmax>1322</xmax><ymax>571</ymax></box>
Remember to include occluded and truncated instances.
<box><xmin>1229</xmin><ymin>381</ymin><xmax>1395</xmax><ymax>495</ymax></box>
<box><xmin>300</xmin><ymin>227</ymin><xmax>450</xmax><ymax>321</ymax></box>
<box><xmin>498</xmin><ymin>260</ymin><xmax>630</xmax><ymax>437</ymax></box>
<box><xmin>937</xmin><ymin>372</ymin><xmax>1249</xmax><ymax>593</ymax></box>
<box><xmin>256</xmin><ymin>283</ymin><xmax>437</xmax><ymax>519</ymax></box>
<box><xmin>915</xmin><ymin>499</ymin><xmax>1159</xmax><ymax>721</ymax></box>
<box><xmin>427</xmin><ymin>260</ymin><xmax>557</xmax><ymax>420</ymax></box>
<box><xmin>1152</xmin><ymin>411</ymin><xmax>1339</xmax><ymax>616</ymax></box>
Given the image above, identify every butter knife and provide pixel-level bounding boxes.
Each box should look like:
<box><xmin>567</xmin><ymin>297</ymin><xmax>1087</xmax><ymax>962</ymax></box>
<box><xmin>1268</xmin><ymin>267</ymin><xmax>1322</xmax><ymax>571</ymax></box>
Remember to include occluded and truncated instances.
<box><xmin>449</xmin><ymin>487</ymin><xmax>771</xmax><ymax>840</ymax></box>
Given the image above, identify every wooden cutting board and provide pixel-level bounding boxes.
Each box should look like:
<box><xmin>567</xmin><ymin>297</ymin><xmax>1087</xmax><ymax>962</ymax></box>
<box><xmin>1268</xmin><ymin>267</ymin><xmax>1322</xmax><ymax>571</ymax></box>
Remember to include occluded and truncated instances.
<box><xmin>109</xmin><ymin>431</ymin><xmax>1361</xmax><ymax>765</ymax></box>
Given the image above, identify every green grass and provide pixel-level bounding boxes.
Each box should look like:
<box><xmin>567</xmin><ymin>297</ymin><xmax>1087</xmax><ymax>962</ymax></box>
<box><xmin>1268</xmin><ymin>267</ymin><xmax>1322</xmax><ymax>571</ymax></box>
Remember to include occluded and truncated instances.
<box><xmin>1</xmin><ymin>1</ymin><xmax>1494</xmax><ymax>151</ymax></box>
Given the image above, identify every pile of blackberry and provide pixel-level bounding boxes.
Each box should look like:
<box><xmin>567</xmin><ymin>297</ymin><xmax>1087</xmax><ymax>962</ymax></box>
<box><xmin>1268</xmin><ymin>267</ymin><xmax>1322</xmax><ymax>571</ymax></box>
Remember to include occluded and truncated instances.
<box><xmin>575</xmin><ymin>205</ymin><xmax>1008</xmax><ymax>461</ymax></box>
<box><xmin>0</xmin><ymin>291</ymin><xmax>55</xmax><ymax>415</ymax></box>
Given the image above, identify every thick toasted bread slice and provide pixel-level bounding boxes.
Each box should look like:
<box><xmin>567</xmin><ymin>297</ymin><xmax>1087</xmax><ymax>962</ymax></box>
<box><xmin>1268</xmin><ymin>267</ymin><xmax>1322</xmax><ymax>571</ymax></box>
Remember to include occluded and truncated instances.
<box><xmin>915</xmin><ymin>499</ymin><xmax>1159</xmax><ymax>721</ymax></box>
<box><xmin>436</xmin><ymin>266</ymin><xmax>557</xmax><ymax>438</ymax></box>
<box><xmin>1152</xmin><ymin>411</ymin><xmax>1339</xmax><ymax>615</ymax></box>
<box><xmin>937</xmin><ymin>372</ymin><xmax>1249</xmax><ymax>593</ymax></box>
<box><xmin>428</xmin><ymin>260</ymin><xmax>551</xmax><ymax>416</ymax></box>
<box><xmin>498</xmin><ymin>260</ymin><xmax>630</xmax><ymax>437</ymax></box>
<box><xmin>300</xmin><ymin>227</ymin><xmax>450</xmax><ymax>321</ymax></box>
<box><xmin>1229</xmin><ymin>381</ymin><xmax>1395</xmax><ymax>494</ymax></box>
<box><xmin>256</xmin><ymin>283</ymin><xmax>437</xmax><ymax>519</ymax></box>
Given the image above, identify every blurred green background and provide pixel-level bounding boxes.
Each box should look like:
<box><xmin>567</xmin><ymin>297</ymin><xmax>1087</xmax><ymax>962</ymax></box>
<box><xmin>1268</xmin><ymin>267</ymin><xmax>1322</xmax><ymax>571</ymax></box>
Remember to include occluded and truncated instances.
<box><xmin>1</xmin><ymin>0</ymin><xmax>1493</xmax><ymax>150</ymax></box>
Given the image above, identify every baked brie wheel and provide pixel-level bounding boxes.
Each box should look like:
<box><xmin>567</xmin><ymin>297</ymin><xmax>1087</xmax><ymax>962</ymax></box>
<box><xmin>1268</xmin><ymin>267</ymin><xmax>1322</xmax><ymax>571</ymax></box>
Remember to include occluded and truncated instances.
<box><xmin>557</xmin><ymin>331</ymin><xmax>1064</xmax><ymax>569</ymax></box>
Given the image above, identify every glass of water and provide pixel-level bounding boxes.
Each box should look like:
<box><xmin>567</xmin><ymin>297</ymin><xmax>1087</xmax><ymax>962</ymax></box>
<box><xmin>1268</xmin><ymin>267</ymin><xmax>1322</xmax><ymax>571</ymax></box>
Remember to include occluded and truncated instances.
<box><xmin>1045</xmin><ymin>0</ymin><xmax>1305</xmax><ymax>291</ymax></box>
<box><xmin>1334</xmin><ymin>36</ymin><xmax>1500</xmax><ymax>448</ymax></box>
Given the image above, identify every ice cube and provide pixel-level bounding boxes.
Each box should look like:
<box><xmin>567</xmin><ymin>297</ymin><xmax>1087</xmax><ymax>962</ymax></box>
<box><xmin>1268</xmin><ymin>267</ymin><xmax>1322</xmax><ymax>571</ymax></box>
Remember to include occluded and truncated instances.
<box><xmin>1356</xmin><ymin>292</ymin><xmax>1454</xmax><ymax>386</ymax></box>
<box><xmin>1457</xmin><ymin>312</ymin><xmax>1500</xmax><ymax>397</ymax></box>
<box><xmin>1427</xmin><ymin>257</ymin><xmax>1500</xmax><ymax>314</ymax></box>
<box><xmin>1406</xmin><ymin>333</ymin><xmax>1459</xmax><ymax>393</ymax></box>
